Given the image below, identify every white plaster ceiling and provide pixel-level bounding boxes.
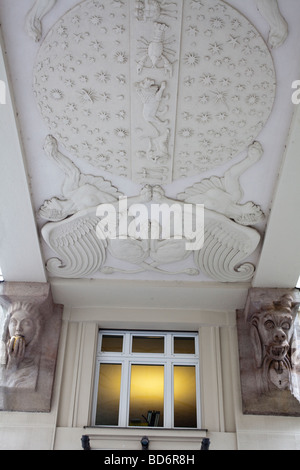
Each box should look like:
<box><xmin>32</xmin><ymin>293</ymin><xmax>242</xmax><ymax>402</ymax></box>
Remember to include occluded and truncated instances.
<box><xmin>0</xmin><ymin>0</ymin><xmax>300</xmax><ymax>283</ymax></box>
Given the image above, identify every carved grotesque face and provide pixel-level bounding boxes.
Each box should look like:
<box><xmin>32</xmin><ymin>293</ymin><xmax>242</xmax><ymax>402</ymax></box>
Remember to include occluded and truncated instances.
<box><xmin>257</xmin><ymin>311</ymin><xmax>294</xmax><ymax>362</ymax></box>
<box><xmin>8</xmin><ymin>310</ymin><xmax>36</xmax><ymax>346</ymax></box>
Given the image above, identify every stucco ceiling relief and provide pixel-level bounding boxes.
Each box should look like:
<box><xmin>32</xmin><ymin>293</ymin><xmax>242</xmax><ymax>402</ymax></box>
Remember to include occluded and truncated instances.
<box><xmin>40</xmin><ymin>136</ymin><xmax>262</xmax><ymax>281</ymax></box>
<box><xmin>33</xmin><ymin>0</ymin><xmax>277</xmax><ymax>183</ymax></box>
<box><xmin>26</xmin><ymin>0</ymin><xmax>290</xmax><ymax>281</ymax></box>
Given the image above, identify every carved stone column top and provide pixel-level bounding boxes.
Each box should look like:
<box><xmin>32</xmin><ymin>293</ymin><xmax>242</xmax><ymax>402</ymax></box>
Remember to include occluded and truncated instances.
<box><xmin>244</xmin><ymin>288</ymin><xmax>300</xmax><ymax>322</ymax></box>
<box><xmin>237</xmin><ymin>287</ymin><xmax>300</xmax><ymax>417</ymax></box>
<box><xmin>0</xmin><ymin>282</ymin><xmax>63</xmax><ymax>413</ymax></box>
<box><xmin>0</xmin><ymin>282</ymin><xmax>54</xmax><ymax>314</ymax></box>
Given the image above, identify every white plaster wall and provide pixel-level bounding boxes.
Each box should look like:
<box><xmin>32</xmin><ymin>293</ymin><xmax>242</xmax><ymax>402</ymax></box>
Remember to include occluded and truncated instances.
<box><xmin>53</xmin><ymin>306</ymin><xmax>236</xmax><ymax>450</ymax></box>
<box><xmin>1</xmin><ymin>295</ymin><xmax>300</xmax><ymax>450</ymax></box>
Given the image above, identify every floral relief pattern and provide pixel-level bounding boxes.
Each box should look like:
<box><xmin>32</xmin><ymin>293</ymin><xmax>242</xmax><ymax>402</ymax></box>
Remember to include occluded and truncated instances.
<box><xmin>173</xmin><ymin>0</ymin><xmax>276</xmax><ymax>179</ymax></box>
<box><xmin>34</xmin><ymin>0</ymin><xmax>132</xmax><ymax>179</ymax></box>
<box><xmin>33</xmin><ymin>0</ymin><xmax>276</xmax><ymax>183</ymax></box>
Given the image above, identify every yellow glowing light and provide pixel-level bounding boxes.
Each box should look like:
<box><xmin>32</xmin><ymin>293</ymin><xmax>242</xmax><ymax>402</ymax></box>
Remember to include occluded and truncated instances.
<box><xmin>129</xmin><ymin>365</ymin><xmax>164</xmax><ymax>426</ymax></box>
<box><xmin>96</xmin><ymin>363</ymin><xmax>122</xmax><ymax>425</ymax></box>
<box><xmin>174</xmin><ymin>365</ymin><xmax>197</xmax><ymax>427</ymax></box>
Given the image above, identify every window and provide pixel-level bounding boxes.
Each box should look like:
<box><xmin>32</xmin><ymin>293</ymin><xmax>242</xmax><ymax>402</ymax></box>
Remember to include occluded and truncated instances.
<box><xmin>92</xmin><ymin>330</ymin><xmax>201</xmax><ymax>428</ymax></box>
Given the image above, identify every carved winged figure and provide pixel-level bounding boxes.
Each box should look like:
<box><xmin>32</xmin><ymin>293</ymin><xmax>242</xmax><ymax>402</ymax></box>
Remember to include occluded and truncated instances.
<box><xmin>40</xmin><ymin>140</ymin><xmax>262</xmax><ymax>281</ymax></box>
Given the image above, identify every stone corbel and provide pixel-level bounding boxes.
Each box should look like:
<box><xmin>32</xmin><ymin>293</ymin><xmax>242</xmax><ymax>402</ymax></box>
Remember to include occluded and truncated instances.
<box><xmin>237</xmin><ymin>288</ymin><xmax>300</xmax><ymax>416</ymax></box>
<box><xmin>0</xmin><ymin>282</ymin><xmax>63</xmax><ymax>412</ymax></box>
<box><xmin>25</xmin><ymin>0</ymin><xmax>57</xmax><ymax>42</ymax></box>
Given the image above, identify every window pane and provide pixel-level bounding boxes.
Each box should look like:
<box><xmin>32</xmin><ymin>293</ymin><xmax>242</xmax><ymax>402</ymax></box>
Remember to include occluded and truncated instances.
<box><xmin>174</xmin><ymin>337</ymin><xmax>195</xmax><ymax>354</ymax></box>
<box><xmin>174</xmin><ymin>366</ymin><xmax>197</xmax><ymax>428</ymax></box>
<box><xmin>132</xmin><ymin>336</ymin><xmax>164</xmax><ymax>354</ymax></box>
<box><xmin>101</xmin><ymin>335</ymin><xmax>123</xmax><ymax>352</ymax></box>
<box><xmin>129</xmin><ymin>365</ymin><xmax>164</xmax><ymax>427</ymax></box>
<box><xmin>96</xmin><ymin>363</ymin><xmax>121</xmax><ymax>425</ymax></box>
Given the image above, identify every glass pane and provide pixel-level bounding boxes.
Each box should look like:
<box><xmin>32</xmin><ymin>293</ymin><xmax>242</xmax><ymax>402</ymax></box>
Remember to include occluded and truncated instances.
<box><xmin>96</xmin><ymin>363</ymin><xmax>121</xmax><ymax>425</ymax></box>
<box><xmin>101</xmin><ymin>335</ymin><xmax>123</xmax><ymax>352</ymax></box>
<box><xmin>174</xmin><ymin>366</ymin><xmax>197</xmax><ymax>428</ymax></box>
<box><xmin>129</xmin><ymin>365</ymin><xmax>164</xmax><ymax>427</ymax></box>
<box><xmin>132</xmin><ymin>336</ymin><xmax>164</xmax><ymax>353</ymax></box>
<box><xmin>174</xmin><ymin>337</ymin><xmax>195</xmax><ymax>354</ymax></box>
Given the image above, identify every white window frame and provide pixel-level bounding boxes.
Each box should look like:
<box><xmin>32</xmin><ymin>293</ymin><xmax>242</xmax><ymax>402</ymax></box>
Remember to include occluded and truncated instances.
<box><xmin>92</xmin><ymin>330</ymin><xmax>201</xmax><ymax>429</ymax></box>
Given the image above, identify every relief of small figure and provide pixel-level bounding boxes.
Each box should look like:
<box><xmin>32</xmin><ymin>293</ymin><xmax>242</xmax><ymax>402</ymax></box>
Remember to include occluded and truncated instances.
<box><xmin>137</xmin><ymin>22</ymin><xmax>176</xmax><ymax>77</ymax></box>
<box><xmin>135</xmin><ymin>78</ymin><xmax>169</xmax><ymax>135</ymax></box>
<box><xmin>135</xmin><ymin>0</ymin><xmax>178</xmax><ymax>22</ymax></box>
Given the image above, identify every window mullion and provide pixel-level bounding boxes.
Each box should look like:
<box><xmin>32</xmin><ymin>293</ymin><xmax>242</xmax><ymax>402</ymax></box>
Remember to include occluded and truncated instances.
<box><xmin>91</xmin><ymin>359</ymin><xmax>100</xmax><ymax>425</ymax></box>
<box><xmin>164</xmin><ymin>360</ymin><xmax>173</xmax><ymax>428</ymax></box>
<box><xmin>166</xmin><ymin>333</ymin><xmax>172</xmax><ymax>356</ymax></box>
<box><xmin>123</xmin><ymin>332</ymin><xmax>131</xmax><ymax>355</ymax></box>
<box><xmin>196</xmin><ymin>362</ymin><xmax>202</xmax><ymax>429</ymax></box>
<box><xmin>164</xmin><ymin>335</ymin><xmax>172</xmax><ymax>428</ymax></box>
<box><xmin>118</xmin><ymin>359</ymin><xmax>130</xmax><ymax>427</ymax></box>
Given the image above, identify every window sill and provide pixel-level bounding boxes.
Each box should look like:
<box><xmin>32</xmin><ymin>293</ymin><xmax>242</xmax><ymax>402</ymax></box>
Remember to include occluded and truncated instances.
<box><xmin>82</xmin><ymin>426</ymin><xmax>208</xmax><ymax>450</ymax></box>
